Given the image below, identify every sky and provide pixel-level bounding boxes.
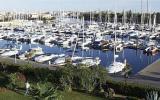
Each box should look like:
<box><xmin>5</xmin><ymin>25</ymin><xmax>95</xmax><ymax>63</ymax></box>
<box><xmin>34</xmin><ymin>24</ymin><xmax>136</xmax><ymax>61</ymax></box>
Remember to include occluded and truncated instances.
<box><xmin>0</xmin><ymin>0</ymin><xmax>159</xmax><ymax>12</ymax></box>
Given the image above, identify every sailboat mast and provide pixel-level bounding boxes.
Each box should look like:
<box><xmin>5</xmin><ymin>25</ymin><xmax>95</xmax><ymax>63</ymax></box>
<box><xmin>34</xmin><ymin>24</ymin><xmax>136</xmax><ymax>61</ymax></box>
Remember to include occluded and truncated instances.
<box><xmin>147</xmin><ymin>0</ymin><xmax>149</xmax><ymax>14</ymax></box>
<box><xmin>141</xmin><ymin>0</ymin><xmax>144</xmax><ymax>26</ymax></box>
<box><xmin>114</xmin><ymin>11</ymin><xmax>117</xmax><ymax>63</ymax></box>
<box><xmin>90</xmin><ymin>11</ymin><xmax>92</xmax><ymax>25</ymax></box>
<box><xmin>153</xmin><ymin>13</ymin><xmax>156</xmax><ymax>27</ymax></box>
<box><xmin>147</xmin><ymin>0</ymin><xmax>149</xmax><ymax>26</ymax></box>
<box><xmin>149</xmin><ymin>13</ymin><xmax>152</xmax><ymax>29</ymax></box>
<box><xmin>108</xmin><ymin>10</ymin><xmax>110</xmax><ymax>23</ymax></box>
<box><xmin>82</xmin><ymin>16</ymin><xmax>84</xmax><ymax>58</ymax></box>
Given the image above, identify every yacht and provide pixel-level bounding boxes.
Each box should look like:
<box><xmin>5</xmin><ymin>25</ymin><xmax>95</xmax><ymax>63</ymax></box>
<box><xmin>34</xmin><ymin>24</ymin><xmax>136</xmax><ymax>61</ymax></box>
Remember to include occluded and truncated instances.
<box><xmin>34</xmin><ymin>53</ymin><xmax>65</xmax><ymax>63</ymax></box>
<box><xmin>53</xmin><ymin>57</ymin><xmax>66</xmax><ymax>66</ymax></box>
<box><xmin>108</xmin><ymin>59</ymin><xmax>126</xmax><ymax>73</ymax></box>
<box><xmin>116</xmin><ymin>44</ymin><xmax>123</xmax><ymax>53</ymax></box>
<box><xmin>129</xmin><ymin>31</ymin><xmax>138</xmax><ymax>38</ymax></box>
<box><xmin>18</xmin><ymin>47</ymin><xmax>44</xmax><ymax>60</ymax></box>
<box><xmin>143</xmin><ymin>46</ymin><xmax>158</xmax><ymax>54</ymax></box>
<box><xmin>18</xmin><ymin>51</ymin><xmax>28</xmax><ymax>60</ymax></box>
<box><xmin>28</xmin><ymin>47</ymin><xmax>44</xmax><ymax>55</ymax></box>
<box><xmin>80</xmin><ymin>57</ymin><xmax>101</xmax><ymax>67</ymax></box>
<box><xmin>34</xmin><ymin>53</ymin><xmax>59</xmax><ymax>63</ymax></box>
<box><xmin>0</xmin><ymin>48</ymin><xmax>10</xmax><ymax>54</ymax></box>
<box><xmin>1</xmin><ymin>49</ymin><xmax>19</xmax><ymax>57</ymax></box>
<box><xmin>1</xmin><ymin>44</ymin><xmax>22</xmax><ymax>57</ymax></box>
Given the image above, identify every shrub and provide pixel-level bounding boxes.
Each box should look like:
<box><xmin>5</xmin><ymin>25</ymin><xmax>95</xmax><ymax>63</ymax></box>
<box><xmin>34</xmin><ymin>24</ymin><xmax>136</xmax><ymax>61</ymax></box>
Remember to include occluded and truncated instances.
<box><xmin>106</xmin><ymin>80</ymin><xmax>160</xmax><ymax>98</ymax></box>
<box><xmin>30</xmin><ymin>82</ymin><xmax>62</xmax><ymax>100</ymax></box>
<box><xmin>6</xmin><ymin>72</ymin><xmax>26</xmax><ymax>90</ymax></box>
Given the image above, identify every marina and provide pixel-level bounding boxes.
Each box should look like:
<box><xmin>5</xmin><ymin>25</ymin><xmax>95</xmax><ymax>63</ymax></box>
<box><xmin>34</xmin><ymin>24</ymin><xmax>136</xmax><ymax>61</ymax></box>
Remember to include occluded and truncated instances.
<box><xmin>0</xmin><ymin>22</ymin><xmax>160</xmax><ymax>74</ymax></box>
<box><xmin>0</xmin><ymin>10</ymin><xmax>160</xmax><ymax>75</ymax></box>
<box><xmin>1</xmin><ymin>0</ymin><xmax>160</xmax><ymax>99</ymax></box>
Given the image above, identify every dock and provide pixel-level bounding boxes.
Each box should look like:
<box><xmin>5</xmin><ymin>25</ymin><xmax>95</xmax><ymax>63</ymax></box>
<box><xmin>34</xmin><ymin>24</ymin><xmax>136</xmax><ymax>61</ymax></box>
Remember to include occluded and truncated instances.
<box><xmin>137</xmin><ymin>59</ymin><xmax>160</xmax><ymax>80</ymax></box>
<box><xmin>0</xmin><ymin>56</ymin><xmax>56</xmax><ymax>70</ymax></box>
<box><xmin>111</xmin><ymin>59</ymin><xmax>160</xmax><ymax>89</ymax></box>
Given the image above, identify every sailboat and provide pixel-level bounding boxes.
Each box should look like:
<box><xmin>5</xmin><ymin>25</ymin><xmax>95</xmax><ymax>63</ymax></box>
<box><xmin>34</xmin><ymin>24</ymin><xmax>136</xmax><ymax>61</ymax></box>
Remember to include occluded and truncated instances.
<box><xmin>107</xmin><ymin>11</ymin><xmax>126</xmax><ymax>74</ymax></box>
<box><xmin>71</xmin><ymin>17</ymin><xmax>101</xmax><ymax>66</ymax></box>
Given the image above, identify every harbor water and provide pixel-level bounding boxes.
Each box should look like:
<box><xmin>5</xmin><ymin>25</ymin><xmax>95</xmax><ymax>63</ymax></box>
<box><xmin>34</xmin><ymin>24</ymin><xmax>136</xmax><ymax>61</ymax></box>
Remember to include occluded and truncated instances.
<box><xmin>0</xmin><ymin>39</ymin><xmax>159</xmax><ymax>74</ymax></box>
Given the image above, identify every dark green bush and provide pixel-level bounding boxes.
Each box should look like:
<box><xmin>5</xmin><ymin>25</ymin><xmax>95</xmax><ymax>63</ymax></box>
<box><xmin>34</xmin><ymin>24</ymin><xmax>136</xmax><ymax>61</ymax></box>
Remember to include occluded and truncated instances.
<box><xmin>1</xmin><ymin>61</ymin><xmax>160</xmax><ymax>98</ymax></box>
<box><xmin>106</xmin><ymin>80</ymin><xmax>160</xmax><ymax>98</ymax></box>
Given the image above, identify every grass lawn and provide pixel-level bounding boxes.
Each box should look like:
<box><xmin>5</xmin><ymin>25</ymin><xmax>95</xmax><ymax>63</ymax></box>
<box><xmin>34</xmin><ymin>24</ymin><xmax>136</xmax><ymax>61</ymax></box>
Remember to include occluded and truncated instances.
<box><xmin>0</xmin><ymin>89</ymin><xmax>105</xmax><ymax>100</ymax></box>
<box><xmin>60</xmin><ymin>91</ymin><xmax>130</xmax><ymax>100</ymax></box>
<box><xmin>60</xmin><ymin>91</ymin><xmax>106</xmax><ymax>100</ymax></box>
<box><xmin>0</xmin><ymin>89</ymin><xmax>32</xmax><ymax>100</ymax></box>
<box><xmin>0</xmin><ymin>89</ymin><xmax>127</xmax><ymax>100</ymax></box>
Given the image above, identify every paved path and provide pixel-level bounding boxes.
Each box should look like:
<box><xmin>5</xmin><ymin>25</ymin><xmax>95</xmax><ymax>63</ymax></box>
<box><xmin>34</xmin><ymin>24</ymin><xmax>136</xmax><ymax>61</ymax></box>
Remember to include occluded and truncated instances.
<box><xmin>111</xmin><ymin>75</ymin><xmax>160</xmax><ymax>89</ymax></box>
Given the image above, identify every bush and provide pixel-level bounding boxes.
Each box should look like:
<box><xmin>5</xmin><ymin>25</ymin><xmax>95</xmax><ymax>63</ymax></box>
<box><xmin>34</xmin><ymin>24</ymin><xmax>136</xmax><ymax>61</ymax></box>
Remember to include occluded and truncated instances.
<box><xmin>106</xmin><ymin>80</ymin><xmax>160</xmax><ymax>98</ymax></box>
<box><xmin>0</xmin><ymin>72</ymin><xmax>10</xmax><ymax>87</ymax></box>
<box><xmin>2</xmin><ymin>61</ymin><xmax>160</xmax><ymax>99</ymax></box>
<box><xmin>6</xmin><ymin>72</ymin><xmax>26</xmax><ymax>90</ymax></box>
<box><xmin>30</xmin><ymin>82</ymin><xmax>62</xmax><ymax>100</ymax></box>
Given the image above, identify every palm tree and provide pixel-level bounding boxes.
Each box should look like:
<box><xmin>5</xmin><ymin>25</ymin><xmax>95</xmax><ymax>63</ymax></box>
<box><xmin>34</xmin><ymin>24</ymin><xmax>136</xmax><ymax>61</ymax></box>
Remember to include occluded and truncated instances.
<box><xmin>31</xmin><ymin>83</ymin><xmax>62</xmax><ymax>100</ymax></box>
<box><xmin>122</xmin><ymin>64</ymin><xmax>132</xmax><ymax>83</ymax></box>
<box><xmin>25</xmin><ymin>52</ymin><xmax>34</xmax><ymax>63</ymax></box>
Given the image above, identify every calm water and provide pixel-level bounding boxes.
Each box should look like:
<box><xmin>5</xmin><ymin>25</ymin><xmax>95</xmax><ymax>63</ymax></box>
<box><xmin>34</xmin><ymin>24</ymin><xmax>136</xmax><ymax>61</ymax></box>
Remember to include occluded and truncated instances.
<box><xmin>0</xmin><ymin>39</ymin><xmax>160</xmax><ymax>74</ymax></box>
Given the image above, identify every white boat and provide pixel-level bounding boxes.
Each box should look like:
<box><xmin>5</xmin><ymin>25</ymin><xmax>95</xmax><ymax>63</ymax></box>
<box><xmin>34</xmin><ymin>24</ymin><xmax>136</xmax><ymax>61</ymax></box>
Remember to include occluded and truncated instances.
<box><xmin>129</xmin><ymin>31</ymin><xmax>138</xmax><ymax>38</ymax></box>
<box><xmin>40</xmin><ymin>36</ymin><xmax>55</xmax><ymax>43</ymax></box>
<box><xmin>116</xmin><ymin>44</ymin><xmax>123</xmax><ymax>53</ymax></box>
<box><xmin>71</xmin><ymin>56</ymin><xmax>83</xmax><ymax>62</ymax></box>
<box><xmin>28</xmin><ymin>47</ymin><xmax>44</xmax><ymax>55</ymax></box>
<box><xmin>108</xmin><ymin>61</ymin><xmax>126</xmax><ymax>73</ymax></box>
<box><xmin>157</xmin><ymin>44</ymin><xmax>160</xmax><ymax>49</ymax></box>
<box><xmin>53</xmin><ymin>57</ymin><xmax>66</xmax><ymax>65</ymax></box>
<box><xmin>107</xmin><ymin>12</ymin><xmax>126</xmax><ymax>74</ymax></box>
<box><xmin>34</xmin><ymin>54</ymin><xmax>59</xmax><ymax>63</ymax></box>
<box><xmin>18</xmin><ymin>52</ymin><xmax>28</xmax><ymax>60</ymax></box>
<box><xmin>80</xmin><ymin>57</ymin><xmax>101</xmax><ymax>67</ymax></box>
<box><xmin>0</xmin><ymin>48</ymin><xmax>10</xmax><ymax>54</ymax></box>
<box><xmin>1</xmin><ymin>49</ymin><xmax>19</xmax><ymax>57</ymax></box>
<box><xmin>18</xmin><ymin>47</ymin><xmax>44</xmax><ymax>60</ymax></box>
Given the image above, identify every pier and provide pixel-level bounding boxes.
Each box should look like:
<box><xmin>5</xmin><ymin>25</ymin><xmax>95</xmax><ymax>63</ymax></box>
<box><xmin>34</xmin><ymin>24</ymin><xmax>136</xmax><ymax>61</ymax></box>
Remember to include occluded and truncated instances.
<box><xmin>111</xmin><ymin>59</ymin><xmax>160</xmax><ymax>89</ymax></box>
<box><xmin>137</xmin><ymin>59</ymin><xmax>160</xmax><ymax>80</ymax></box>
